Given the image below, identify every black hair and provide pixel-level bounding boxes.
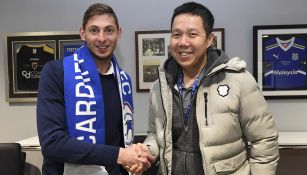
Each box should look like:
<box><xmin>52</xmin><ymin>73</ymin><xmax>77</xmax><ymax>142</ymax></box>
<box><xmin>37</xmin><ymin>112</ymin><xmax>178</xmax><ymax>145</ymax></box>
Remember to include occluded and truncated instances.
<box><xmin>171</xmin><ymin>2</ymin><xmax>214</xmax><ymax>36</ymax></box>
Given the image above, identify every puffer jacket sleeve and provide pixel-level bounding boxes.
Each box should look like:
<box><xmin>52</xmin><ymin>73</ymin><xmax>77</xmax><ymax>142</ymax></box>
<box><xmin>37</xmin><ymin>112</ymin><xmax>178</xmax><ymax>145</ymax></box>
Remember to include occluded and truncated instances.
<box><xmin>238</xmin><ymin>71</ymin><xmax>279</xmax><ymax>175</ymax></box>
<box><xmin>143</xmin><ymin>81</ymin><xmax>160</xmax><ymax>157</ymax></box>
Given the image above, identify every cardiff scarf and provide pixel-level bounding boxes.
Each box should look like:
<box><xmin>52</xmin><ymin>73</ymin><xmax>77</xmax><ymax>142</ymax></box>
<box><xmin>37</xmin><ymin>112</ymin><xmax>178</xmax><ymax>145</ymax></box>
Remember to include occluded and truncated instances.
<box><xmin>63</xmin><ymin>44</ymin><xmax>134</xmax><ymax>146</ymax></box>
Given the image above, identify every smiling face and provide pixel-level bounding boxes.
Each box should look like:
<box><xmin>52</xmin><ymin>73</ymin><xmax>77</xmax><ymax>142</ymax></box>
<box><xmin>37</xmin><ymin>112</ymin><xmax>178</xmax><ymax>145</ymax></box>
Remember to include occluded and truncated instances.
<box><xmin>170</xmin><ymin>13</ymin><xmax>213</xmax><ymax>75</ymax></box>
<box><xmin>80</xmin><ymin>14</ymin><xmax>121</xmax><ymax>62</ymax></box>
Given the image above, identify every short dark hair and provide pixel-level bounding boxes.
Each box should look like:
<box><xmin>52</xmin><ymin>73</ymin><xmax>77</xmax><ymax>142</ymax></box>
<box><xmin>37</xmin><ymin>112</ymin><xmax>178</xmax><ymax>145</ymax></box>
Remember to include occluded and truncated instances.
<box><xmin>171</xmin><ymin>2</ymin><xmax>214</xmax><ymax>36</ymax></box>
<box><xmin>82</xmin><ymin>3</ymin><xmax>119</xmax><ymax>29</ymax></box>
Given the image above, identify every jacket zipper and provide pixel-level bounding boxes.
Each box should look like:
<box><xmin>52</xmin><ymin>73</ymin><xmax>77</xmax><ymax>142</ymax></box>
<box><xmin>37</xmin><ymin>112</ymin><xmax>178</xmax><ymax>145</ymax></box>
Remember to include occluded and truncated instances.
<box><xmin>178</xmin><ymin>93</ymin><xmax>188</xmax><ymax>133</ymax></box>
<box><xmin>178</xmin><ymin>90</ymin><xmax>190</xmax><ymax>174</ymax></box>
<box><xmin>204</xmin><ymin>92</ymin><xmax>208</xmax><ymax>126</ymax></box>
<box><xmin>158</xmin><ymin>75</ymin><xmax>169</xmax><ymax>175</ymax></box>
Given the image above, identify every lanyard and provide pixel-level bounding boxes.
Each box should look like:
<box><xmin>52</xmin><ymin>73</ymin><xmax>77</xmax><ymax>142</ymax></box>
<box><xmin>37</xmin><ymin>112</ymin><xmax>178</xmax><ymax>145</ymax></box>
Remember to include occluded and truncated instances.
<box><xmin>177</xmin><ymin>72</ymin><xmax>199</xmax><ymax>125</ymax></box>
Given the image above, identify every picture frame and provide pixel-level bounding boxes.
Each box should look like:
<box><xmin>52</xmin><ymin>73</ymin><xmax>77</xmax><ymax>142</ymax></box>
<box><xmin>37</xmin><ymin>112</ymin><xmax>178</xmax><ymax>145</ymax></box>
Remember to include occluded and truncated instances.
<box><xmin>135</xmin><ymin>28</ymin><xmax>225</xmax><ymax>92</ymax></box>
<box><xmin>211</xmin><ymin>28</ymin><xmax>225</xmax><ymax>50</ymax></box>
<box><xmin>253</xmin><ymin>24</ymin><xmax>307</xmax><ymax>99</ymax></box>
<box><xmin>135</xmin><ymin>30</ymin><xmax>171</xmax><ymax>92</ymax></box>
<box><xmin>4</xmin><ymin>31</ymin><xmax>83</xmax><ymax>102</ymax></box>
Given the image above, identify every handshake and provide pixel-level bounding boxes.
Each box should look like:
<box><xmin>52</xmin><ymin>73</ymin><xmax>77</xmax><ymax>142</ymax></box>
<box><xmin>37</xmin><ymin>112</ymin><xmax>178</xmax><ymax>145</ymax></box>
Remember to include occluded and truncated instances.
<box><xmin>117</xmin><ymin>143</ymin><xmax>157</xmax><ymax>174</ymax></box>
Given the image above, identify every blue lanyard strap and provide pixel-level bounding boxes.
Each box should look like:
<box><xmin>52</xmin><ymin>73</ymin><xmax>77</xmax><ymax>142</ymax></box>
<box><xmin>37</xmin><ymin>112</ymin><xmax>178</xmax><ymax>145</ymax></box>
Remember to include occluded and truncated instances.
<box><xmin>177</xmin><ymin>72</ymin><xmax>199</xmax><ymax>124</ymax></box>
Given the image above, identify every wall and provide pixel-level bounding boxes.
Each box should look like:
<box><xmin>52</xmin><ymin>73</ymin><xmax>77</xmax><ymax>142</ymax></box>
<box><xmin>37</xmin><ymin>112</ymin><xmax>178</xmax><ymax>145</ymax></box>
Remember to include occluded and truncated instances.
<box><xmin>1</xmin><ymin>0</ymin><xmax>307</xmax><ymax>142</ymax></box>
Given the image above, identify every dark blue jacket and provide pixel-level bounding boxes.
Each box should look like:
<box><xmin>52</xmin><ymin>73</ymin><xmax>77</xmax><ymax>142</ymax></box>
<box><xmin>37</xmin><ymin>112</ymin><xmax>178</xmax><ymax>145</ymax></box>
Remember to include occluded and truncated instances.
<box><xmin>37</xmin><ymin>59</ymin><xmax>126</xmax><ymax>175</ymax></box>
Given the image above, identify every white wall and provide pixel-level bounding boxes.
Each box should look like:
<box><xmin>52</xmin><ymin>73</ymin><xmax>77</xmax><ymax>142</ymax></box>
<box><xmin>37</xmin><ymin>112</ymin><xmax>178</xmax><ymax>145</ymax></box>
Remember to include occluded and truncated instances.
<box><xmin>1</xmin><ymin>0</ymin><xmax>307</xmax><ymax>142</ymax></box>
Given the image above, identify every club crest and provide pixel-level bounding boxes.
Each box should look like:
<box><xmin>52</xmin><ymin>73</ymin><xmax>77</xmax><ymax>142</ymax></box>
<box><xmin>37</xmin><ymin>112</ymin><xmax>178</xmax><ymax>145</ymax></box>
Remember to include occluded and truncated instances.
<box><xmin>123</xmin><ymin>102</ymin><xmax>134</xmax><ymax>146</ymax></box>
<box><xmin>217</xmin><ymin>85</ymin><xmax>229</xmax><ymax>97</ymax></box>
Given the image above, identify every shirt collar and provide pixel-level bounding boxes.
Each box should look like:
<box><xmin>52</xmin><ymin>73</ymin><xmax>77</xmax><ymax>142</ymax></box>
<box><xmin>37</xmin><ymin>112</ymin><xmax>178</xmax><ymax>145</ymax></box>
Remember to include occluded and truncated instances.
<box><xmin>100</xmin><ymin>62</ymin><xmax>114</xmax><ymax>75</ymax></box>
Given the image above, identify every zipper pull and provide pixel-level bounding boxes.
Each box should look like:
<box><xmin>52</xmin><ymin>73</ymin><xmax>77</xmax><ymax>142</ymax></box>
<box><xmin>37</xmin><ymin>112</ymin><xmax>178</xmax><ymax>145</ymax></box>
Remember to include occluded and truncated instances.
<box><xmin>204</xmin><ymin>92</ymin><xmax>208</xmax><ymax>126</ymax></box>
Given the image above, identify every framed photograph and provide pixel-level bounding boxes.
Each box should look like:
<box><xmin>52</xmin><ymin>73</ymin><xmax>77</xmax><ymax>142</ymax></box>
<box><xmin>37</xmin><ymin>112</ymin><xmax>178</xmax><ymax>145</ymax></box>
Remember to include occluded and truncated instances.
<box><xmin>58</xmin><ymin>37</ymin><xmax>84</xmax><ymax>58</ymax></box>
<box><xmin>4</xmin><ymin>31</ymin><xmax>83</xmax><ymax>102</ymax></box>
<box><xmin>135</xmin><ymin>30</ymin><xmax>171</xmax><ymax>92</ymax></box>
<box><xmin>211</xmin><ymin>28</ymin><xmax>225</xmax><ymax>50</ymax></box>
<box><xmin>135</xmin><ymin>28</ymin><xmax>225</xmax><ymax>92</ymax></box>
<box><xmin>253</xmin><ymin>24</ymin><xmax>307</xmax><ymax>99</ymax></box>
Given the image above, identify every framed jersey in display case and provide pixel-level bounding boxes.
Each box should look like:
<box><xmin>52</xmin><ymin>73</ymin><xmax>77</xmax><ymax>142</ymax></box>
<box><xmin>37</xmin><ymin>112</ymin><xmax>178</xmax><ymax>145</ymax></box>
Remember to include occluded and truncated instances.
<box><xmin>4</xmin><ymin>31</ymin><xmax>83</xmax><ymax>102</ymax></box>
<box><xmin>253</xmin><ymin>24</ymin><xmax>307</xmax><ymax>99</ymax></box>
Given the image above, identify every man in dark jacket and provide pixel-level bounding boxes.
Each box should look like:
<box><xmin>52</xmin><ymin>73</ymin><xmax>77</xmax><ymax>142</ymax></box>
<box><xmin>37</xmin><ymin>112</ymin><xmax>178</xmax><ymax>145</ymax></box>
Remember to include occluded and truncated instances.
<box><xmin>37</xmin><ymin>3</ymin><xmax>154</xmax><ymax>175</ymax></box>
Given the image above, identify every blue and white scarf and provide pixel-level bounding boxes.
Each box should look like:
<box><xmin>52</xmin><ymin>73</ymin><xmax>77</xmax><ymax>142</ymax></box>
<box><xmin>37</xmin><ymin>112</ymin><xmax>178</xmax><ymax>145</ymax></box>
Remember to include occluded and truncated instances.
<box><xmin>63</xmin><ymin>44</ymin><xmax>134</xmax><ymax>147</ymax></box>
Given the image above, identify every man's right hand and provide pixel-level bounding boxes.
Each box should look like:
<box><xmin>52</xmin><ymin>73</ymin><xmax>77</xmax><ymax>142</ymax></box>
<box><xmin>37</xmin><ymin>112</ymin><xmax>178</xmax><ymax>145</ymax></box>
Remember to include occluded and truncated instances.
<box><xmin>117</xmin><ymin>143</ymin><xmax>156</xmax><ymax>174</ymax></box>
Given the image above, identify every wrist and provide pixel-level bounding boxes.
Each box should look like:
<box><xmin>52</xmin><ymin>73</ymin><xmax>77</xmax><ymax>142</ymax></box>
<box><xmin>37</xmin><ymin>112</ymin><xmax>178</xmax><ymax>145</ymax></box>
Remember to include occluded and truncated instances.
<box><xmin>117</xmin><ymin>147</ymin><xmax>124</xmax><ymax>165</ymax></box>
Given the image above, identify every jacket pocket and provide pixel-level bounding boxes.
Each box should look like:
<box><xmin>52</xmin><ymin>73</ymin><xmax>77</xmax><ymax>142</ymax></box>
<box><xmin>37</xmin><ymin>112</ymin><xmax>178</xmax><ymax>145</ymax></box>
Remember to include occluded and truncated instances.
<box><xmin>213</xmin><ymin>151</ymin><xmax>247</xmax><ymax>173</ymax></box>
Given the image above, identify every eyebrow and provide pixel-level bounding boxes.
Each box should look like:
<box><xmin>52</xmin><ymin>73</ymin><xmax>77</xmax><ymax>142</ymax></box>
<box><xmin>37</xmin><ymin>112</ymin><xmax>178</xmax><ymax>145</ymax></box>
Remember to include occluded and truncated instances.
<box><xmin>87</xmin><ymin>24</ymin><xmax>117</xmax><ymax>30</ymax></box>
<box><xmin>171</xmin><ymin>28</ymin><xmax>200</xmax><ymax>33</ymax></box>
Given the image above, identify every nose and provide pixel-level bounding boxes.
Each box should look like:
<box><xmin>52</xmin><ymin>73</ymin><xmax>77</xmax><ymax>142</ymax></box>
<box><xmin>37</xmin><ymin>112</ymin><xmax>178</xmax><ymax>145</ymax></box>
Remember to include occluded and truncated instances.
<box><xmin>97</xmin><ymin>31</ymin><xmax>106</xmax><ymax>42</ymax></box>
<box><xmin>178</xmin><ymin>35</ymin><xmax>189</xmax><ymax>47</ymax></box>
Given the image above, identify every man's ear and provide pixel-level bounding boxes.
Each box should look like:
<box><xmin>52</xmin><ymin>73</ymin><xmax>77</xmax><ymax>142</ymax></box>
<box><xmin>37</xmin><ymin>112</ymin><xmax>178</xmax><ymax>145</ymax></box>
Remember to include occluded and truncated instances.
<box><xmin>79</xmin><ymin>27</ymin><xmax>86</xmax><ymax>41</ymax></box>
<box><xmin>117</xmin><ymin>27</ymin><xmax>122</xmax><ymax>40</ymax></box>
<box><xmin>206</xmin><ymin>32</ymin><xmax>215</xmax><ymax>49</ymax></box>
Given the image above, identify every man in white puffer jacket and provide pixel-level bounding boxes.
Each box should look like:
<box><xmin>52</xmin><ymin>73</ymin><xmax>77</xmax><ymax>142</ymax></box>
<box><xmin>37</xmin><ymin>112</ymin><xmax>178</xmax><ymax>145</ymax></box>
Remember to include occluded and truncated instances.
<box><xmin>142</xmin><ymin>2</ymin><xmax>279</xmax><ymax>175</ymax></box>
